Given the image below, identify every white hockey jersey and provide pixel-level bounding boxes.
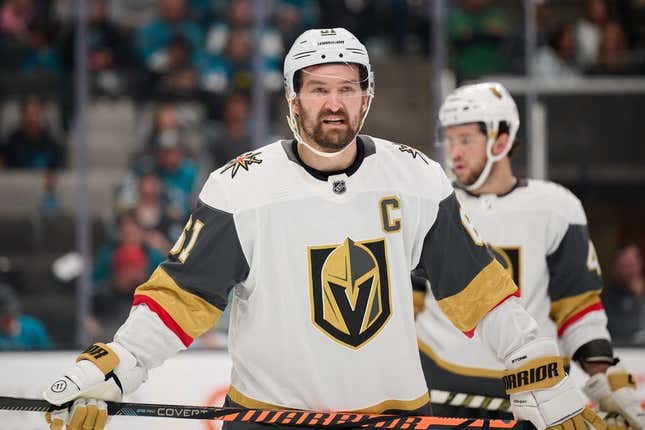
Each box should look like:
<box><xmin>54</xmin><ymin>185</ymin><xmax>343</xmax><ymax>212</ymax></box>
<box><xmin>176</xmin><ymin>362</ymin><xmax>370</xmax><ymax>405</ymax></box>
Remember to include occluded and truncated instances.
<box><xmin>416</xmin><ymin>179</ymin><xmax>609</xmax><ymax>399</ymax></box>
<box><xmin>124</xmin><ymin>136</ymin><xmax>519</xmax><ymax>413</ymax></box>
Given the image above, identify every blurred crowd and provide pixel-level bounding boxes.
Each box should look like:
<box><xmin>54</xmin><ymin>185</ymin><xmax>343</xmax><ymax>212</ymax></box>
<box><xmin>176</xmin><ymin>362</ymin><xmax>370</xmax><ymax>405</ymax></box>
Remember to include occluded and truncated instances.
<box><xmin>0</xmin><ymin>0</ymin><xmax>644</xmax><ymax>349</ymax></box>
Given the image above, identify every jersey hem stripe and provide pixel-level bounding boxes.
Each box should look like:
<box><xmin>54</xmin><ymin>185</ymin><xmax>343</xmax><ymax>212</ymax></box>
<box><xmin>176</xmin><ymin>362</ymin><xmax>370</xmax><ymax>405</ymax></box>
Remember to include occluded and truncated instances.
<box><xmin>418</xmin><ymin>339</ymin><xmax>505</xmax><ymax>378</ymax></box>
<box><xmin>228</xmin><ymin>386</ymin><xmax>430</xmax><ymax>414</ymax></box>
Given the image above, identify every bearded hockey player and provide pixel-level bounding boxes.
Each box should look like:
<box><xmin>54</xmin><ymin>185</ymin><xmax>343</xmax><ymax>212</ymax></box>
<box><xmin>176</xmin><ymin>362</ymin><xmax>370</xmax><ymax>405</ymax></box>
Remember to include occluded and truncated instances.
<box><xmin>43</xmin><ymin>29</ymin><xmax>605</xmax><ymax>430</ymax></box>
<box><xmin>416</xmin><ymin>82</ymin><xmax>645</xmax><ymax>430</ymax></box>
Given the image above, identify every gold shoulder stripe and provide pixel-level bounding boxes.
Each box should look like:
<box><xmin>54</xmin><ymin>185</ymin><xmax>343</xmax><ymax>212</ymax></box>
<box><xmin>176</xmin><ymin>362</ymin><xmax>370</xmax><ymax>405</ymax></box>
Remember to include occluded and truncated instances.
<box><xmin>550</xmin><ymin>290</ymin><xmax>601</xmax><ymax>330</ymax></box>
<box><xmin>437</xmin><ymin>260</ymin><xmax>518</xmax><ymax>333</ymax></box>
<box><xmin>134</xmin><ymin>267</ymin><xmax>223</xmax><ymax>339</ymax></box>
<box><xmin>418</xmin><ymin>339</ymin><xmax>504</xmax><ymax>378</ymax></box>
<box><xmin>228</xmin><ymin>386</ymin><xmax>430</xmax><ymax>414</ymax></box>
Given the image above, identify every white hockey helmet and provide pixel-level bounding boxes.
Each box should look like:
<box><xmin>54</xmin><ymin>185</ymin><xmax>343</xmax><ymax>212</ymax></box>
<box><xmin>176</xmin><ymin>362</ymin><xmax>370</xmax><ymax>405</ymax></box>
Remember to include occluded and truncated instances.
<box><xmin>283</xmin><ymin>28</ymin><xmax>375</xmax><ymax>158</ymax></box>
<box><xmin>284</xmin><ymin>27</ymin><xmax>374</xmax><ymax>99</ymax></box>
<box><xmin>438</xmin><ymin>82</ymin><xmax>520</xmax><ymax>190</ymax></box>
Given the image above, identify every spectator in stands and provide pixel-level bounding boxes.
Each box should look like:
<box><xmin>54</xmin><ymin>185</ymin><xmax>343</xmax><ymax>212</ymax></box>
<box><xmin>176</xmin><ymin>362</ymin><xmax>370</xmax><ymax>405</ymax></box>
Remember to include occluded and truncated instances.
<box><xmin>206</xmin><ymin>90</ymin><xmax>252</xmax><ymax>168</ymax></box>
<box><xmin>275</xmin><ymin>0</ymin><xmax>318</xmax><ymax>49</ymax></box>
<box><xmin>210</xmin><ymin>27</ymin><xmax>282</xmax><ymax>94</ymax></box>
<box><xmin>533</xmin><ymin>22</ymin><xmax>581</xmax><ymax>79</ymax></box>
<box><xmin>152</xmin><ymin>130</ymin><xmax>198</xmax><ymax>218</ymax></box>
<box><xmin>448</xmin><ymin>0</ymin><xmax>510</xmax><ymax>81</ymax></box>
<box><xmin>90</xmin><ymin>244</ymin><xmax>150</xmax><ymax>340</ymax></box>
<box><xmin>205</xmin><ymin>0</ymin><xmax>283</xmax><ymax>61</ymax></box>
<box><xmin>135</xmin><ymin>0</ymin><xmax>204</xmax><ymax>75</ymax></box>
<box><xmin>0</xmin><ymin>282</ymin><xmax>51</xmax><ymax>350</ymax></box>
<box><xmin>92</xmin><ymin>211</ymin><xmax>165</xmax><ymax>288</ymax></box>
<box><xmin>108</xmin><ymin>0</ymin><xmax>157</xmax><ymax>31</ymax></box>
<box><xmin>153</xmin><ymin>34</ymin><xmax>201</xmax><ymax>97</ymax></box>
<box><xmin>589</xmin><ymin>21</ymin><xmax>640</xmax><ymax>75</ymax></box>
<box><xmin>202</xmin><ymin>0</ymin><xmax>283</xmax><ymax>94</ymax></box>
<box><xmin>60</xmin><ymin>0</ymin><xmax>132</xmax><ymax>97</ymax></box>
<box><xmin>20</xmin><ymin>21</ymin><xmax>61</xmax><ymax>75</ymax></box>
<box><xmin>0</xmin><ymin>0</ymin><xmax>48</xmax><ymax>39</ymax></box>
<box><xmin>575</xmin><ymin>0</ymin><xmax>610</xmax><ymax>70</ymax></box>
<box><xmin>603</xmin><ymin>243</ymin><xmax>645</xmax><ymax>345</ymax></box>
<box><xmin>0</xmin><ymin>94</ymin><xmax>65</xmax><ymax>169</ymax></box>
<box><xmin>132</xmin><ymin>172</ymin><xmax>182</xmax><ymax>250</ymax></box>
<box><xmin>507</xmin><ymin>0</ymin><xmax>554</xmax><ymax>74</ymax></box>
<box><xmin>0</xmin><ymin>0</ymin><xmax>29</xmax><ymax>36</ymax></box>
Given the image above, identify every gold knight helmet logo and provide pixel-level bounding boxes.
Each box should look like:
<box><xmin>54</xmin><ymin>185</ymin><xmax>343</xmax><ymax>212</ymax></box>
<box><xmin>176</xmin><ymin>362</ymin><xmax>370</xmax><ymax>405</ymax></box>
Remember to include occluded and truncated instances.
<box><xmin>308</xmin><ymin>237</ymin><xmax>392</xmax><ymax>349</ymax></box>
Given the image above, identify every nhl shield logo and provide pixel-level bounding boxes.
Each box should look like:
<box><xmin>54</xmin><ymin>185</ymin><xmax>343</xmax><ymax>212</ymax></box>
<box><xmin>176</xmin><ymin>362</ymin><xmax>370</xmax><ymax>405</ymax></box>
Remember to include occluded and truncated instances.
<box><xmin>332</xmin><ymin>180</ymin><xmax>346</xmax><ymax>194</ymax></box>
<box><xmin>307</xmin><ymin>237</ymin><xmax>392</xmax><ymax>349</ymax></box>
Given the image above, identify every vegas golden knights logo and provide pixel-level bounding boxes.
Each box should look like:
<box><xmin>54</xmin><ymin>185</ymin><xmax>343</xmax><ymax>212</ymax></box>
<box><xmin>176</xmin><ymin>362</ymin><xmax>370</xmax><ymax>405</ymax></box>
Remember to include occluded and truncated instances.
<box><xmin>308</xmin><ymin>237</ymin><xmax>392</xmax><ymax>349</ymax></box>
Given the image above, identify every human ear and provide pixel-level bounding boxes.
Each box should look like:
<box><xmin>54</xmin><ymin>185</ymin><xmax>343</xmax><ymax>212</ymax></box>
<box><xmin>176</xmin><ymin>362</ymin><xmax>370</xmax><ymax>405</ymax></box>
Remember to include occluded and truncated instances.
<box><xmin>492</xmin><ymin>134</ymin><xmax>509</xmax><ymax>156</ymax></box>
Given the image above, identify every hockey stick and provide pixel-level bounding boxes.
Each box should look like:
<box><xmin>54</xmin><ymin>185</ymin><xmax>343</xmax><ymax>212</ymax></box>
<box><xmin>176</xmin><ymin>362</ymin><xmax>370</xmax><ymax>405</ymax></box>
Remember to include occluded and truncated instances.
<box><xmin>0</xmin><ymin>396</ymin><xmax>522</xmax><ymax>429</ymax></box>
<box><xmin>430</xmin><ymin>389</ymin><xmax>511</xmax><ymax>413</ymax></box>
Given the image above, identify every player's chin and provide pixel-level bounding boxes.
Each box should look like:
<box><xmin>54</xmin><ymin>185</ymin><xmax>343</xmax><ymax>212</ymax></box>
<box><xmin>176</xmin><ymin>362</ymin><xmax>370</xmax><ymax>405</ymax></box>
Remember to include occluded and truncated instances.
<box><xmin>455</xmin><ymin>172</ymin><xmax>476</xmax><ymax>187</ymax></box>
<box><xmin>317</xmin><ymin>130</ymin><xmax>354</xmax><ymax>150</ymax></box>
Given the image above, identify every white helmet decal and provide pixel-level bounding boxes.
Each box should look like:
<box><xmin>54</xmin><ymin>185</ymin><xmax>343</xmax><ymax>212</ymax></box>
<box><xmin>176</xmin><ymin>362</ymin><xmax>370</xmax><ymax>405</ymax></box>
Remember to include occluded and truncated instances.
<box><xmin>283</xmin><ymin>28</ymin><xmax>375</xmax><ymax>158</ymax></box>
<box><xmin>438</xmin><ymin>82</ymin><xmax>520</xmax><ymax>190</ymax></box>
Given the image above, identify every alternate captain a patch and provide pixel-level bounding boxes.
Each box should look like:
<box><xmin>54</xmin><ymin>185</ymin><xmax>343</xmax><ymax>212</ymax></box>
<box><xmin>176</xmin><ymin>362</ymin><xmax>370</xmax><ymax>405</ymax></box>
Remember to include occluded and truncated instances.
<box><xmin>308</xmin><ymin>237</ymin><xmax>392</xmax><ymax>349</ymax></box>
<box><xmin>398</xmin><ymin>144</ymin><xmax>429</xmax><ymax>164</ymax></box>
<box><xmin>220</xmin><ymin>151</ymin><xmax>263</xmax><ymax>178</ymax></box>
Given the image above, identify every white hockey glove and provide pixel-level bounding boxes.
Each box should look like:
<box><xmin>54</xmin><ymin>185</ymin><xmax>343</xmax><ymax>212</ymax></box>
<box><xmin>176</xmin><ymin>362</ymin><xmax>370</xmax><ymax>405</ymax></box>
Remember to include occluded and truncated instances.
<box><xmin>504</xmin><ymin>339</ymin><xmax>605</xmax><ymax>430</ymax></box>
<box><xmin>43</xmin><ymin>342</ymin><xmax>147</xmax><ymax>430</ymax></box>
<box><xmin>584</xmin><ymin>364</ymin><xmax>645</xmax><ymax>430</ymax></box>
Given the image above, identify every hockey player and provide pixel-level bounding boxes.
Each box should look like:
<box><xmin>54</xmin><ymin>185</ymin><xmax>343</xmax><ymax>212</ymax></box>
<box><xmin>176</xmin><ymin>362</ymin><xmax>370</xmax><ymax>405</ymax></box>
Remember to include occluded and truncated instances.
<box><xmin>43</xmin><ymin>30</ymin><xmax>603</xmax><ymax>430</ymax></box>
<box><xmin>416</xmin><ymin>82</ymin><xmax>645</xmax><ymax>429</ymax></box>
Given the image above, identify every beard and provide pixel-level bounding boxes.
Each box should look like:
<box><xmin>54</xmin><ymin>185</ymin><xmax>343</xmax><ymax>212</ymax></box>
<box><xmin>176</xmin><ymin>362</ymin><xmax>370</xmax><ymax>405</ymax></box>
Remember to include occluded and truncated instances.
<box><xmin>453</xmin><ymin>158</ymin><xmax>487</xmax><ymax>186</ymax></box>
<box><xmin>297</xmin><ymin>104</ymin><xmax>362</xmax><ymax>152</ymax></box>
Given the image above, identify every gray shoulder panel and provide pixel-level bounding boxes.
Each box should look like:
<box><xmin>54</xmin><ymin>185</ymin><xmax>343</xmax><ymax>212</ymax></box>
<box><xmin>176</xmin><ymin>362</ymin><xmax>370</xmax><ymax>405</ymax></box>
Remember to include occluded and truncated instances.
<box><xmin>160</xmin><ymin>202</ymin><xmax>250</xmax><ymax>311</ymax></box>
<box><xmin>547</xmin><ymin>224</ymin><xmax>602</xmax><ymax>300</ymax></box>
<box><xmin>416</xmin><ymin>192</ymin><xmax>496</xmax><ymax>301</ymax></box>
<box><xmin>358</xmin><ymin>135</ymin><xmax>376</xmax><ymax>157</ymax></box>
<box><xmin>281</xmin><ymin>139</ymin><xmax>298</xmax><ymax>163</ymax></box>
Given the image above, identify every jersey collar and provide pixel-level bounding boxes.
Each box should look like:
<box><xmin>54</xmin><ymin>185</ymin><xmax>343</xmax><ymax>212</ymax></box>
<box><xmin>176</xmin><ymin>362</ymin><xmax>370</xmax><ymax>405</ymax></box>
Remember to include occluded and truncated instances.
<box><xmin>454</xmin><ymin>178</ymin><xmax>528</xmax><ymax>198</ymax></box>
<box><xmin>282</xmin><ymin>136</ymin><xmax>375</xmax><ymax>181</ymax></box>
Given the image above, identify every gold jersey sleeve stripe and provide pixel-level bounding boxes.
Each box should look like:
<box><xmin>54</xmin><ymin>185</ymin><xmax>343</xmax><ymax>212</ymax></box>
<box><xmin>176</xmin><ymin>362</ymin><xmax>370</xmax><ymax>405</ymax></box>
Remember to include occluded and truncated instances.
<box><xmin>418</xmin><ymin>339</ymin><xmax>505</xmax><ymax>378</ymax></box>
<box><xmin>134</xmin><ymin>267</ymin><xmax>223</xmax><ymax>340</ymax></box>
<box><xmin>413</xmin><ymin>291</ymin><xmax>426</xmax><ymax>316</ymax></box>
<box><xmin>76</xmin><ymin>343</ymin><xmax>119</xmax><ymax>375</ymax></box>
<box><xmin>437</xmin><ymin>259</ymin><xmax>518</xmax><ymax>334</ymax></box>
<box><xmin>503</xmin><ymin>356</ymin><xmax>566</xmax><ymax>395</ymax></box>
<box><xmin>550</xmin><ymin>290</ymin><xmax>602</xmax><ymax>331</ymax></box>
<box><xmin>228</xmin><ymin>386</ymin><xmax>430</xmax><ymax>414</ymax></box>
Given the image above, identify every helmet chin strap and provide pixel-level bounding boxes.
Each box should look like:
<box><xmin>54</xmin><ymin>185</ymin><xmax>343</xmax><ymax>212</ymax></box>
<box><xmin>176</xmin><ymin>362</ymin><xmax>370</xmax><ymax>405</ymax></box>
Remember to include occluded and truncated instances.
<box><xmin>286</xmin><ymin>94</ymin><xmax>373</xmax><ymax>159</ymax></box>
<box><xmin>464</xmin><ymin>154</ymin><xmax>495</xmax><ymax>191</ymax></box>
<box><xmin>457</xmin><ymin>134</ymin><xmax>500</xmax><ymax>192</ymax></box>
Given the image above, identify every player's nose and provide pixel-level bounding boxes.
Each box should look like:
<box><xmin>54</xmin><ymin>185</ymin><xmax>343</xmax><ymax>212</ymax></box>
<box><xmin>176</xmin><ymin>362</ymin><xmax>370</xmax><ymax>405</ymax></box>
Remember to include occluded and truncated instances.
<box><xmin>448</xmin><ymin>143</ymin><xmax>463</xmax><ymax>161</ymax></box>
<box><xmin>323</xmin><ymin>92</ymin><xmax>343</xmax><ymax>111</ymax></box>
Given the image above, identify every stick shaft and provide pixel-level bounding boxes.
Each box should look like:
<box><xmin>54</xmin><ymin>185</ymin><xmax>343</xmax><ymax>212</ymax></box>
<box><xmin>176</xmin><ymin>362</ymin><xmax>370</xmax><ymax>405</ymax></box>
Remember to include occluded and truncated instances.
<box><xmin>0</xmin><ymin>396</ymin><xmax>522</xmax><ymax>429</ymax></box>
